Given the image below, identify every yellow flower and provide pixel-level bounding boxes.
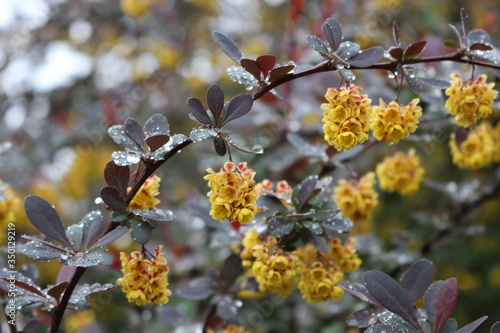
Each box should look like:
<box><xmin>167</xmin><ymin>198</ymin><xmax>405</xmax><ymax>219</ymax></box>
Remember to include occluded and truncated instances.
<box><xmin>205</xmin><ymin>162</ymin><xmax>258</xmax><ymax>225</ymax></box>
<box><xmin>128</xmin><ymin>175</ymin><xmax>161</xmax><ymax>210</ymax></box>
<box><xmin>0</xmin><ymin>180</ymin><xmax>19</xmax><ymax>245</ymax></box>
<box><xmin>376</xmin><ymin>149</ymin><xmax>425</xmax><ymax>195</ymax></box>
<box><xmin>333</xmin><ymin>172</ymin><xmax>378</xmax><ymax>232</ymax></box>
<box><xmin>445</xmin><ymin>74</ymin><xmax>498</xmax><ymax>127</ymax></box>
<box><xmin>321</xmin><ymin>85</ymin><xmax>372</xmax><ymax>151</ymax></box>
<box><xmin>449</xmin><ymin>122</ymin><xmax>496</xmax><ymax>169</ymax></box>
<box><xmin>117</xmin><ymin>245</ymin><xmax>172</xmax><ymax>306</ymax></box>
<box><xmin>252</xmin><ymin>247</ymin><xmax>299</xmax><ymax>297</ymax></box>
<box><xmin>64</xmin><ymin>310</ymin><xmax>95</xmax><ymax>333</ymax></box>
<box><xmin>120</xmin><ymin>0</ymin><xmax>152</xmax><ymax>18</ymax></box>
<box><xmin>371</xmin><ymin>99</ymin><xmax>422</xmax><ymax>145</ymax></box>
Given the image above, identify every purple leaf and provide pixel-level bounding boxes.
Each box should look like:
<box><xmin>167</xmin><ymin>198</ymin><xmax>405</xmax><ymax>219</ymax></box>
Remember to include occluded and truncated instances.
<box><xmin>90</xmin><ymin>226</ymin><xmax>128</xmax><ymax>249</ymax></box>
<box><xmin>399</xmin><ymin>258</ymin><xmax>434</xmax><ymax>303</ymax></box>
<box><xmin>256</xmin><ymin>55</ymin><xmax>276</xmax><ymax>78</ymax></box>
<box><xmin>130</xmin><ymin>219</ymin><xmax>152</xmax><ymax>244</ymax></box>
<box><xmin>393</xmin><ymin>21</ymin><xmax>400</xmax><ymax>45</ymax></box>
<box><xmin>256</xmin><ymin>195</ymin><xmax>288</xmax><ymax>212</ymax></box>
<box><xmin>404</xmin><ymin>40</ymin><xmax>427</xmax><ymax>60</ymax></box>
<box><xmin>47</xmin><ymin>282</ymin><xmax>68</xmax><ymax>304</ymax></box>
<box><xmin>222</xmin><ymin>93</ymin><xmax>253</xmax><ymax>125</ymax></box>
<box><xmin>269</xmin><ymin>64</ymin><xmax>295</xmax><ymax>83</ymax></box>
<box><xmin>146</xmin><ymin>135</ymin><xmax>170</xmax><ymax>152</ymax></box>
<box><xmin>81</xmin><ymin>211</ymin><xmax>103</xmax><ymax>249</ymax></box>
<box><xmin>240</xmin><ymin>58</ymin><xmax>262</xmax><ymax>82</ymax></box>
<box><xmin>207</xmin><ymin>84</ymin><xmax>225</xmax><ymax>124</ymax></box>
<box><xmin>322</xmin><ymin>18</ymin><xmax>343</xmax><ymax>51</ymax></box>
<box><xmin>268</xmin><ymin>216</ymin><xmax>295</xmax><ymax>238</ymax></box>
<box><xmin>455</xmin><ymin>316</ymin><xmax>488</xmax><ymax>333</ymax></box>
<box><xmin>212</xmin><ymin>31</ymin><xmax>243</xmax><ymax>63</ymax></box>
<box><xmin>24</xmin><ymin>195</ymin><xmax>72</xmax><ymax>247</ymax></box>
<box><xmin>338</xmin><ymin>281</ymin><xmax>383</xmax><ymax>308</ymax></box>
<box><xmin>213</xmin><ymin>136</ymin><xmax>227</xmax><ymax>156</ymax></box>
<box><xmin>490</xmin><ymin>321</ymin><xmax>500</xmax><ymax>333</ymax></box>
<box><xmin>221</xmin><ymin>254</ymin><xmax>243</xmax><ymax>288</ymax></box>
<box><xmin>1</xmin><ymin>278</ymin><xmax>46</xmax><ymax>299</ymax></box>
<box><xmin>100</xmin><ymin>186</ymin><xmax>126</xmax><ymax>212</ymax></box>
<box><xmin>104</xmin><ymin>161</ymin><xmax>130</xmax><ymax>198</ymax></box>
<box><xmin>298</xmin><ymin>176</ymin><xmax>318</xmax><ymax>210</ymax></box>
<box><xmin>56</xmin><ymin>266</ymin><xmax>77</xmax><ymax>284</ymax></box>
<box><xmin>306</xmin><ymin>35</ymin><xmax>331</xmax><ymax>58</ymax></box>
<box><xmin>125</xmin><ymin>118</ymin><xmax>145</xmax><ymax>151</ymax></box>
<box><xmin>424</xmin><ymin>280</ymin><xmax>444</xmax><ymax>332</ymax></box>
<box><xmin>348</xmin><ymin>46</ymin><xmax>384</xmax><ymax>67</ymax></box>
<box><xmin>362</xmin><ymin>270</ymin><xmax>420</xmax><ymax>329</ymax></box>
<box><xmin>435</xmin><ymin>278</ymin><xmax>458</xmax><ymax>333</ymax></box>
<box><xmin>366</xmin><ymin>325</ymin><xmax>401</xmax><ymax>333</ymax></box>
<box><xmin>144</xmin><ymin>114</ymin><xmax>170</xmax><ymax>138</ymax></box>
<box><xmin>188</xmin><ymin>97</ymin><xmax>213</xmax><ymax>126</ymax></box>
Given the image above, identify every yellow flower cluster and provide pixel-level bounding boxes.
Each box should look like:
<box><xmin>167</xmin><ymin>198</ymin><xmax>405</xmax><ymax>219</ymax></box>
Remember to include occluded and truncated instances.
<box><xmin>333</xmin><ymin>172</ymin><xmax>379</xmax><ymax>232</ymax></box>
<box><xmin>117</xmin><ymin>245</ymin><xmax>172</xmax><ymax>306</ymax></box>
<box><xmin>0</xmin><ymin>180</ymin><xmax>19</xmax><ymax>245</ymax></box>
<box><xmin>449</xmin><ymin>122</ymin><xmax>500</xmax><ymax>169</ymax></box>
<box><xmin>205</xmin><ymin>162</ymin><xmax>258</xmax><ymax>225</ymax></box>
<box><xmin>376</xmin><ymin>149</ymin><xmax>425</xmax><ymax>196</ymax></box>
<box><xmin>252</xmin><ymin>246</ymin><xmax>299</xmax><ymax>297</ymax></box>
<box><xmin>371</xmin><ymin>99</ymin><xmax>422</xmax><ymax>145</ymax></box>
<box><xmin>208</xmin><ymin>325</ymin><xmax>250</xmax><ymax>333</ymax></box>
<box><xmin>445</xmin><ymin>74</ymin><xmax>498</xmax><ymax>127</ymax></box>
<box><xmin>239</xmin><ymin>229</ymin><xmax>362</xmax><ymax>303</ymax></box>
<box><xmin>296</xmin><ymin>238</ymin><xmax>361</xmax><ymax>303</ymax></box>
<box><xmin>129</xmin><ymin>175</ymin><xmax>161</xmax><ymax>210</ymax></box>
<box><xmin>120</xmin><ymin>0</ymin><xmax>152</xmax><ymax>18</ymax></box>
<box><xmin>321</xmin><ymin>85</ymin><xmax>372</xmax><ymax>151</ymax></box>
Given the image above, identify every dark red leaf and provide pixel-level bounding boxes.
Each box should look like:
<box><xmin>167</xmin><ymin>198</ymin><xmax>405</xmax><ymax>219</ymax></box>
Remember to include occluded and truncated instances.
<box><xmin>212</xmin><ymin>31</ymin><xmax>243</xmax><ymax>63</ymax></box>
<box><xmin>399</xmin><ymin>258</ymin><xmax>434</xmax><ymax>303</ymax></box>
<box><xmin>389</xmin><ymin>47</ymin><xmax>404</xmax><ymax>61</ymax></box>
<box><xmin>187</xmin><ymin>97</ymin><xmax>213</xmax><ymax>126</ymax></box>
<box><xmin>348</xmin><ymin>46</ymin><xmax>384</xmax><ymax>67</ymax></box>
<box><xmin>256</xmin><ymin>55</ymin><xmax>276</xmax><ymax>78</ymax></box>
<box><xmin>104</xmin><ymin>161</ymin><xmax>130</xmax><ymax>197</ymax></box>
<box><xmin>322</xmin><ymin>17</ymin><xmax>343</xmax><ymax>51</ymax></box>
<box><xmin>222</xmin><ymin>93</ymin><xmax>253</xmax><ymax>125</ymax></box>
<box><xmin>404</xmin><ymin>40</ymin><xmax>427</xmax><ymax>60</ymax></box>
<box><xmin>424</xmin><ymin>280</ymin><xmax>444</xmax><ymax>332</ymax></box>
<box><xmin>1</xmin><ymin>278</ymin><xmax>46</xmax><ymax>299</ymax></box>
<box><xmin>221</xmin><ymin>254</ymin><xmax>243</xmax><ymax>289</ymax></box>
<box><xmin>213</xmin><ymin>136</ymin><xmax>227</xmax><ymax>156</ymax></box>
<box><xmin>24</xmin><ymin>195</ymin><xmax>72</xmax><ymax>247</ymax></box>
<box><xmin>268</xmin><ymin>65</ymin><xmax>295</xmax><ymax>83</ymax></box>
<box><xmin>207</xmin><ymin>84</ymin><xmax>225</xmax><ymax>124</ymax></box>
<box><xmin>47</xmin><ymin>282</ymin><xmax>69</xmax><ymax>304</ymax></box>
<box><xmin>100</xmin><ymin>186</ymin><xmax>126</xmax><ymax>212</ymax></box>
<box><xmin>125</xmin><ymin>118</ymin><xmax>145</xmax><ymax>151</ymax></box>
<box><xmin>362</xmin><ymin>270</ymin><xmax>420</xmax><ymax>330</ymax></box>
<box><xmin>338</xmin><ymin>281</ymin><xmax>384</xmax><ymax>308</ymax></box>
<box><xmin>240</xmin><ymin>58</ymin><xmax>262</xmax><ymax>82</ymax></box>
<box><xmin>146</xmin><ymin>135</ymin><xmax>170</xmax><ymax>152</ymax></box>
<box><xmin>435</xmin><ymin>278</ymin><xmax>458</xmax><ymax>333</ymax></box>
<box><xmin>469</xmin><ymin>42</ymin><xmax>493</xmax><ymax>51</ymax></box>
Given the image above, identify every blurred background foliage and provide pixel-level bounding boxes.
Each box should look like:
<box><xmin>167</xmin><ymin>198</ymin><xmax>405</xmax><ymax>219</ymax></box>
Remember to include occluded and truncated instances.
<box><xmin>1</xmin><ymin>0</ymin><xmax>500</xmax><ymax>332</ymax></box>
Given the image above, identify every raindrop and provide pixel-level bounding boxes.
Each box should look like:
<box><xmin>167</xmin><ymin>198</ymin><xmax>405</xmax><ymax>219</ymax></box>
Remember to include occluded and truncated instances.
<box><xmin>347</xmin><ymin>318</ymin><xmax>360</xmax><ymax>327</ymax></box>
<box><xmin>251</xmin><ymin>144</ymin><xmax>264</xmax><ymax>154</ymax></box>
<box><xmin>190</xmin><ymin>128</ymin><xmax>217</xmax><ymax>142</ymax></box>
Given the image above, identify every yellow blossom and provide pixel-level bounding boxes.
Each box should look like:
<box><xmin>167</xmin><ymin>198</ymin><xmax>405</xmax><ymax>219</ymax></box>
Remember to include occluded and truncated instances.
<box><xmin>64</xmin><ymin>310</ymin><xmax>95</xmax><ymax>333</ymax></box>
<box><xmin>376</xmin><ymin>149</ymin><xmax>425</xmax><ymax>195</ymax></box>
<box><xmin>117</xmin><ymin>245</ymin><xmax>172</xmax><ymax>306</ymax></box>
<box><xmin>371</xmin><ymin>98</ymin><xmax>422</xmax><ymax>145</ymax></box>
<box><xmin>120</xmin><ymin>0</ymin><xmax>152</xmax><ymax>18</ymax></box>
<box><xmin>445</xmin><ymin>74</ymin><xmax>498</xmax><ymax>127</ymax></box>
<box><xmin>321</xmin><ymin>85</ymin><xmax>372</xmax><ymax>151</ymax></box>
<box><xmin>0</xmin><ymin>180</ymin><xmax>20</xmax><ymax>245</ymax></box>
<box><xmin>128</xmin><ymin>175</ymin><xmax>161</xmax><ymax>210</ymax></box>
<box><xmin>449</xmin><ymin>122</ymin><xmax>496</xmax><ymax>169</ymax></box>
<box><xmin>333</xmin><ymin>172</ymin><xmax>378</xmax><ymax>231</ymax></box>
<box><xmin>205</xmin><ymin>162</ymin><xmax>258</xmax><ymax>225</ymax></box>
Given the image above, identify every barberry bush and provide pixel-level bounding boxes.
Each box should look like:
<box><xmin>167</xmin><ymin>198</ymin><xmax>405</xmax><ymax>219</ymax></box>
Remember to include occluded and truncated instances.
<box><xmin>1</xmin><ymin>1</ymin><xmax>500</xmax><ymax>333</ymax></box>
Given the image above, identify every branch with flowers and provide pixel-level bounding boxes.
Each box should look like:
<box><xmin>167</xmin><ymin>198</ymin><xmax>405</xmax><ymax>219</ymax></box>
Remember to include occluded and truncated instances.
<box><xmin>2</xmin><ymin>6</ymin><xmax>500</xmax><ymax>333</ymax></box>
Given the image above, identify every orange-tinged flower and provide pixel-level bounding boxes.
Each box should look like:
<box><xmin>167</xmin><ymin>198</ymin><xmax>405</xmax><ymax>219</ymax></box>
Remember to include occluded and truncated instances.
<box><xmin>321</xmin><ymin>85</ymin><xmax>372</xmax><ymax>151</ymax></box>
<box><xmin>128</xmin><ymin>175</ymin><xmax>161</xmax><ymax>210</ymax></box>
<box><xmin>117</xmin><ymin>245</ymin><xmax>172</xmax><ymax>306</ymax></box>
<box><xmin>376</xmin><ymin>149</ymin><xmax>424</xmax><ymax>195</ymax></box>
<box><xmin>205</xmin><ymin>162</ymin><xmax>258</xmax><ymax>225</ymax></box>
<box><xmin>371</xmin><ymin>99</ymin><xmax>422</xmax><ymax>145</ymax></box>
<box><xmin>445</xmin><ymin>74</ymin><xmax>498</xmax><ymax>127</ymax></box>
